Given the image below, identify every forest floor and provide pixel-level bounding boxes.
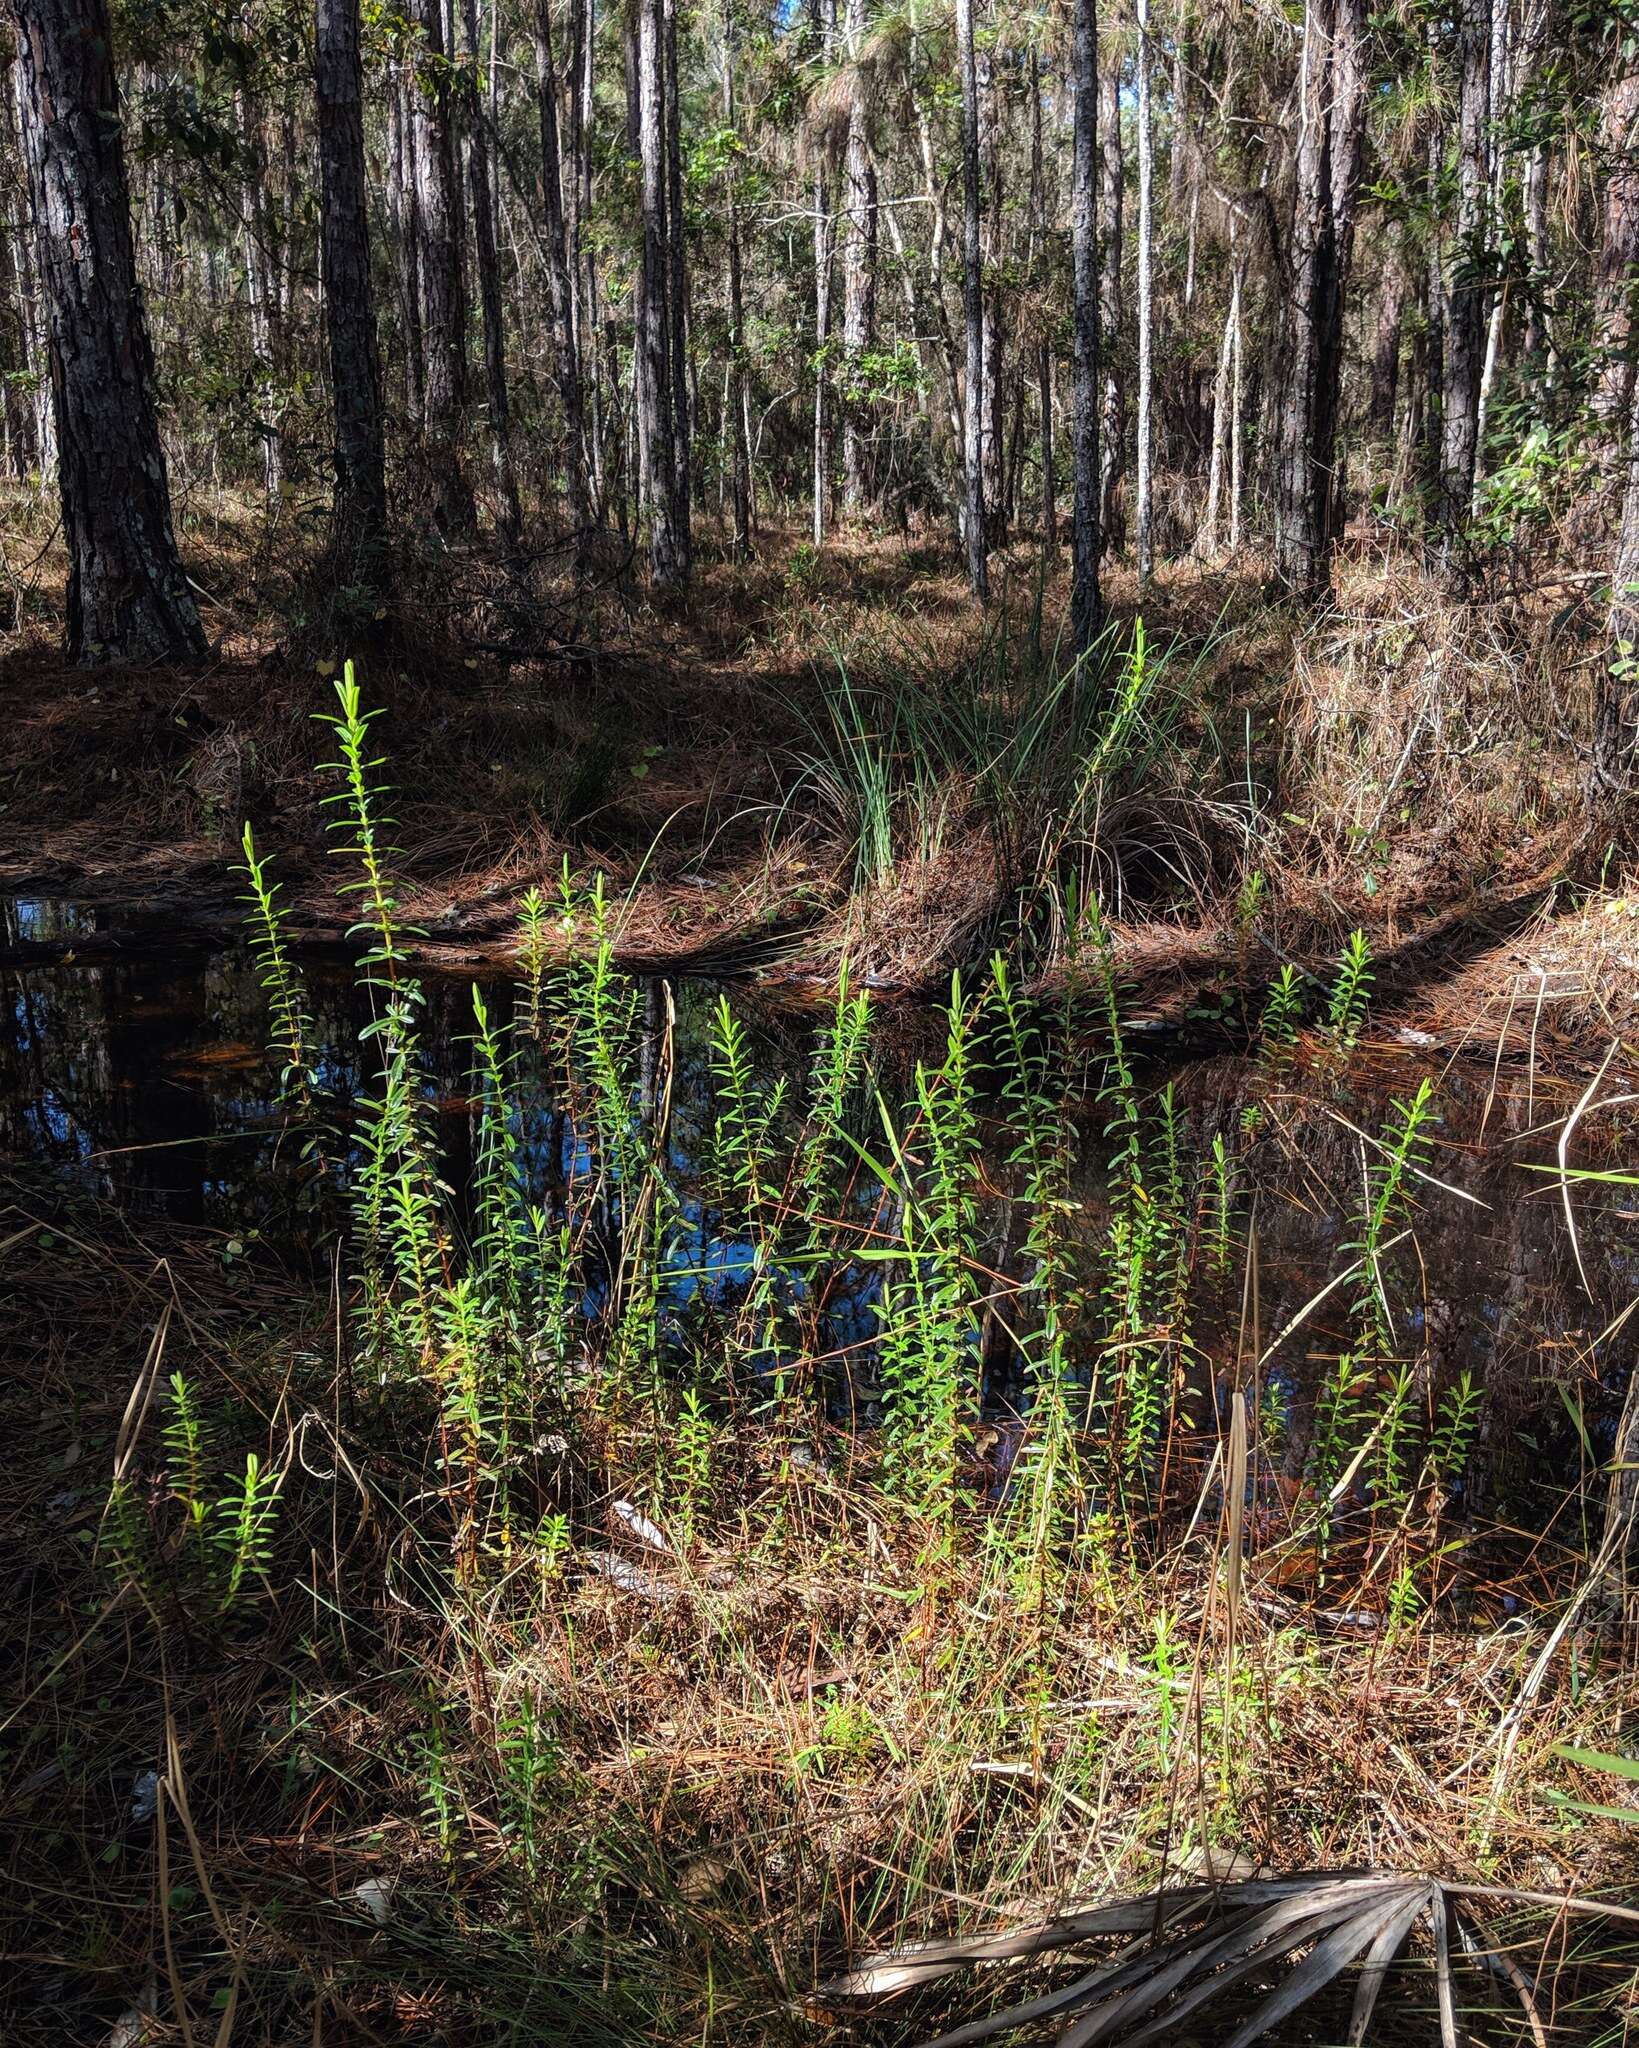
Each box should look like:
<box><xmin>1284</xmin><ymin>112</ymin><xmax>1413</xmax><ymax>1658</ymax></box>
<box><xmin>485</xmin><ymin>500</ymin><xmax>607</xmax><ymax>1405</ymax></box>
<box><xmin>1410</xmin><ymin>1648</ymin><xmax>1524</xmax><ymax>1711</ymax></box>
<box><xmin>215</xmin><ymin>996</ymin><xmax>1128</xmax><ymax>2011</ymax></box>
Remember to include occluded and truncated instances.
<box><xmin>2</xmin><ymin>489</ymin><xmax>1626</xmax><ymax>1031</ymax></box>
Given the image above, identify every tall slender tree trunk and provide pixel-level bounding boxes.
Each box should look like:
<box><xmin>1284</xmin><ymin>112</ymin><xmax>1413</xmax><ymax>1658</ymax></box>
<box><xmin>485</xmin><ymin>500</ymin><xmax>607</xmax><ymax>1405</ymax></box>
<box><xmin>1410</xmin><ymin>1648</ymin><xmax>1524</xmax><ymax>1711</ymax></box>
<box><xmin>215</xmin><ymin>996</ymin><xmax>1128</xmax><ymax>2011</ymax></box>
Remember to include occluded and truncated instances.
<box><xmin>1272</xmin><ymin>0</ymin><xmax>1366</xmax><ymax>600</ymax></box>
<box><xmin>662</xmin><ymin>0</ymin><xmax>691</xmax><ymax>566</ymax></box>
<box><xmin>12</xmin><ymin>0</ymin><xmax>205</xmax><ymax>663</ymax></box>
<box><xmin>978</xmin><ymin>26</ymin><xmax>1005</xmax><ymax>544</ymax></box>
<box><xmin>723</xmin><ymin>0</ymin><xmax>752</xmax><ymax>557</ymax></box>
<box><xmin>1202</xmin><ymin>237</ymin><xmax>1240</xmax><ymax>556</ymax></box>
<box><xmin>636</xmin><ymin>0</ymin><xmax>683</xmax><ymax>584</ymax></box>
<box><xmin>1522</xmin><ymin>137</ymin><xmax>1550</xmax><ymax>367</ymax></box>
<box><xmin>1029</xmin><ymin>51</ymin><xmax>1055</xmax><ymax>549</ymax></box>
<box><xmin>1470</xmin><ymin>0</ymin><xmax>1513</xmax><ymax>513</ymax></box>
<box><xmin>316</xmin><ymin>0</ymin><xmax>388</xmax><ymax>572</ymax></box>
<box><xmin>1229</xmin><ymin>245</ymin><xmax>1244</xmax><ymax>550</ymax></box>
<box><xmin>571</xmin><ymin>0</ymin><xmax>605</xmax><ymax>512</ymax></box>
<box><xmin>1069</xmin><ymin>0</ymin><xmax>1101</xmax><ymax>653</ymax></box>
<box><xmin>389</xmin><ymin>63</ymin><xmax>427</xmax><ymax>425</ymax></box>
<box><xmin>461</xmin><ymin>0</ymin><xmax>521</xmax><ymax>545</ymax></box>
<box><xmin>1135</xmin><ymin>0</ymin><xmax>1154</xmax><ymax>588</ymax></box>
<box><xmin>1592</xmin><ymin>367</ymin><xmax>1639</xmax><ymax>796</ymax></box>
<box><xmin>1098</xmin><ymin>56</ymin><xmax>1124</xmax><ymax>557</ymax></box>
<box><xmin>812</xmin><ymin>167</ymin><xmax>834</xmax><ymax>543</ymax></box>
<box><xmin>1</xmin><ymin>71</ymin><xmax>50</xmax><ymax>477</ymax></box>
<box><xmin>535</xmin><ymin>0</ymin><xmax>591</xmax><ymax>544</ymax></box>
<box><xmin>407</xmin><ymin>0</ymin><xmax>474</xmax><ymax>532</ymax></box>
<box><xmin>1592</xmin><ymin>66</ymin><xmax>1639</xmax><ymax>479</ymax></box>
<box><xmin>840</xmin><ymin>0</ymin><xmax>876</xmax><ymax>514</ymax></box>
<box><xmin>1369</xmin><ymin>255</ymin><xmax>1408</xmax><ymax>435</ymax></box>
<box><xmin>1439</xmin><ymin>0</ymin><xmax>1489</xmax><ymax>560</ymax></box>
<box><xmin>956</xmin><ymin>0</ymin><xmax>988</xmax><ymax>599</ymax></box>
<box><xmin>236</xmin><ymin>85</ymin><xmax>282</xmax><ymax>500</ymax></box>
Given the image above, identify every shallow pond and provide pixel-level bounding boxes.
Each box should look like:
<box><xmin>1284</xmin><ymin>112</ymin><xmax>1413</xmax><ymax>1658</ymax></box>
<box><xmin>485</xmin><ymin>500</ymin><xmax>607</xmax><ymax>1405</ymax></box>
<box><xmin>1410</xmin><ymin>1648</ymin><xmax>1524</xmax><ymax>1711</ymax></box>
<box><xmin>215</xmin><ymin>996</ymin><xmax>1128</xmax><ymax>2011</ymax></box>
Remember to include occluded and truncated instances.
<box><xmin>4</xmin><ymin>891</ymin><xmax>1636</xmax><ymax>1533</ymax></box>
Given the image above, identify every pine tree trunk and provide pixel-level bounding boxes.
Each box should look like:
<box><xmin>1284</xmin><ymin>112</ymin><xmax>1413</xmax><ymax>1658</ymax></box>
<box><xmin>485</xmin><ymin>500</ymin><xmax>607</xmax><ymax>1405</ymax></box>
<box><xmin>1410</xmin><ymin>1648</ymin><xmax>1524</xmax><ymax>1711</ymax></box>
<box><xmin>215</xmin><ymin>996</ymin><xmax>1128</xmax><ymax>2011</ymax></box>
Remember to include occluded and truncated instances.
<box><xmin>388</xmin><ymin>64</ymin><xmax>426</xmax><ymax>425</ymax></box>
<box><xmin>1369</xmin><ymin>257</ymin><xmax>1407</xmax><ymax>435</ymax></box>
<box><xmin>568</xmin><ymin>0</ymin><xmax>602</xmax><ymax>509</ymax></box>
<box><xmin>1228</xmin><ymin>249</ymin><xmax>1244</xmax><ymax>550</ymax></box>
<box><xmin>236</xmin><ymin>86</ymin><xmax>282</xmax><ymax>500</ymax></box>
<box><xmin>461</xmin><ymin>0</ymin><xmax>521</xmax><ymax>546</ymax></box>
<box><xmin>978</xmin><ymin>27</ymin><xmax>1005</xmax><ymax>544</ymax></box>
<box><xmin>1592</xmin><ymin>67</ymin><xmax>1639</xmax><ymax>477</ymax></box>
<box><xmin>662</xmin><ymin>0</ymin><xmax>691</xmax><ymax>567</ymax></box>
<box><xmin>1439</xmin><ymin>0</ymin><xmax>1489</xmax><ymax>559</ymax></box>
<box><xmin>1272</xmin><ymin>0</ymin><xmax>1366</xmax><ymax>600</ymax></box>
<box><xmin>1098</xmin><ymin>56</ymin><xmax>1124</xmax><ymax>558</ymax></box>
<box><xmin>636</xmin><ymin>0</ymin><xmax>682</xmax><ymax>584</ymax></box>
<box><xmin>812</xmin><ymin>165</ymin><xmax>833</xmax><ymax>544</ymax></box>
<box><xmin>316</xmin><ymin>0</ymin><xmax>388</xmax><ymax>571</ymax></box>
<box><xmin>1135</xmin><ymin>0</ymin><xmax>1154</xmax><ymax>588</ymax></box>
<box><xmin>5</xmin><ymin>63</ymin><xmax>55</xmax><ymax>476</ymax></box>
<box><xmin>1029</xmin><ymin>53</ymin><xmax>1055</xmax><ymax>550</ymax></box>
<box><xmin>407</xmin><ymin>0</ymin><xmax>474</xmax><ymax>532</ymax></box>
<box><xmin>723</xmin><ymin>0</ymin><xmax>752</xmax><ymax>558</ymax></box>
<box><xmin>840</xmin><ymin>0</ymin><xmax>875</xmax><ymax>514</ymax></box>
<box><xmin>1069</xmin><ymin>0</ymin><xmax>1101</xmax><ymax>653</ymax></box>
<box><xmin>534</xmin><ymin>0</ymin><xmax>591</xmax><ymax>544</ymax></box>
<box><xmin>956</xmin><ymin>0</ymin><xmax>988</xmax><ymax>599</ymax></box>
<box><xmin>12</xmin><ymin>0</ymin><xmax>205</xmax><ymax>663</ymax></box>
<box><xmin>1592</xmin><ymin>366</ymin><xmax>1639</xmax><ymax>796</ymax></box>
<box><xmin>1201</xmin><ymin>244</ymin><xmax>1238</xmax><ymax>557</ymax></box>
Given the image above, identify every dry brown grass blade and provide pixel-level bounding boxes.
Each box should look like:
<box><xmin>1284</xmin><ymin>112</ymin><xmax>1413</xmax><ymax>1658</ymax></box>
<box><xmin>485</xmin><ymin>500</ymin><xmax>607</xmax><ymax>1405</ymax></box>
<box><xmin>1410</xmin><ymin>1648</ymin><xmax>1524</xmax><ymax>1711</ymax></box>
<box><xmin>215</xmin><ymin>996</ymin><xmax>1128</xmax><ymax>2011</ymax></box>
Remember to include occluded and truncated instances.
<box><xmin>1454</xmin><ymin>1906</ymin><xmax>1548</xmax><ymax>2048</ymax></box>
<box><xmin>161</xmin><ymin>1698</ymin><xmax>247</xmax><ymax>2048</ymax></box>
<box><xmin>107</xmin><ymin>1300</ymin><xmax>172</xmax><ymax>1494</ymax></box>
<box><xmin>1223</xmin><ymin>1389</ymin><xmax>1247</xmax><ymax>1650</ymax></box>
<box><xmin>1555</xmin><ymin>1037</ymin><xmax>1618</xmax><ymax>1302</ymax></box>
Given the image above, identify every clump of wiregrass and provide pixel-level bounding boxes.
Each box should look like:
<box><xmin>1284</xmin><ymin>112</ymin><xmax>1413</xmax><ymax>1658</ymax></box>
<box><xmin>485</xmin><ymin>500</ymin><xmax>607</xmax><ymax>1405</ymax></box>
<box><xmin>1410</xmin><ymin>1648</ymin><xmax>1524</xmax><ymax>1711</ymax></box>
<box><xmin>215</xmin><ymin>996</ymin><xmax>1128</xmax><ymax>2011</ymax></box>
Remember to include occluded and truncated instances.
<box><xmin>793</xmin><ymin>611</ymin><xmax>1245</xmax><ymax>969</ymax></box>
<box><xmin>72</xmin><ymin>668</ymin><xmax>1638</xmax><ymax>2045</ymax></box>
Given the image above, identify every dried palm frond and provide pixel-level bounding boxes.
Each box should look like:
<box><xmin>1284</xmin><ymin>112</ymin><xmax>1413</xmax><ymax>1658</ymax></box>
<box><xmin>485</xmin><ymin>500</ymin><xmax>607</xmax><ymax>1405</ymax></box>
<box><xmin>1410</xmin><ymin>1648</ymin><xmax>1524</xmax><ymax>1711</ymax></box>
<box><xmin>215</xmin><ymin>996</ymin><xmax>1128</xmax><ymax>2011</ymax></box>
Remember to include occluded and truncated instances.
<box><xmin>814</xmin><ymin>1869</ymin><xmax>1489</xmax><ymax>2048</ymax></box>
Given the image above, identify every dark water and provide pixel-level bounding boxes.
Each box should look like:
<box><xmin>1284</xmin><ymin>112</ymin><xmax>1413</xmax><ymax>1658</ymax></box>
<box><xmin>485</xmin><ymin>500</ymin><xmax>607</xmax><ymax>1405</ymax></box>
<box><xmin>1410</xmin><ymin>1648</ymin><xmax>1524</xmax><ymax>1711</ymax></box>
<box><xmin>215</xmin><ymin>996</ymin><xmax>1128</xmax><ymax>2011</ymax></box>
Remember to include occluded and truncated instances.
<box><xmin>4</xmin><ymin>893</ymin><xmax>1636</xmax><ymax>1512</ymax></box>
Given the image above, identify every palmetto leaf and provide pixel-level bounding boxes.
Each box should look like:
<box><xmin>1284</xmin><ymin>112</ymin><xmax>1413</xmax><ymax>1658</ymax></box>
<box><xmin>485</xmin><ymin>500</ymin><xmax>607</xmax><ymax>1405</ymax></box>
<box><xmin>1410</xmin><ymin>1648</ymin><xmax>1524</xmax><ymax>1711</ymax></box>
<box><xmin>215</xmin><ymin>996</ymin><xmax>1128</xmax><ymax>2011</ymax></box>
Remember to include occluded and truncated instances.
<box><xmin>815</xmin><ymin>1870</ymin><xmax>1473</xmax><ymax>2048</ymax></box>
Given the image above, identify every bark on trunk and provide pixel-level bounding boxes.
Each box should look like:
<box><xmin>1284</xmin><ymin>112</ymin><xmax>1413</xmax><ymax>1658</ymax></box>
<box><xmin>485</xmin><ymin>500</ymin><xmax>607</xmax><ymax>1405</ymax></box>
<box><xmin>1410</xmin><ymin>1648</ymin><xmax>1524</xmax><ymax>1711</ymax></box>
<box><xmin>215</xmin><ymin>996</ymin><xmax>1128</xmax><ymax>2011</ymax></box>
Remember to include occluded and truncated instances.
<box><xmin>840</xmin><ymin>0</ymin><xmax>876</xmax><ymax>514</ymax></box>
<box><xmin>1369</xmin><ymin>255</ymin><xmax>1407</xmax><ymax>435</ymax></box>
<box><xmin>1135</xmin><ymin>0</ymin><xmax>1154</xmax><ymax>588</ymax></box>
<box><xmin>1069</xmin><ymin>0</ymin><xmax>1101</xmax><ymax>653</ymax></box>
<box><xmin>1272</xmin><ymin>0</ymin><xmax>1367</xmax><ymax>601</ymax></box>
<box><xmin>535</xmin><ymin>0</ymin><xmax>592</xmax><ymax>544</ymax></box>
<box><xmin>1098</xmin><ymin>57</ymin><xmax>1124</xmax><ymax>557</ymax></box>
<box><xmin>316</xmin><ymin>0</ymin><xmax>388</xmax><ymax>570</ymax></box>
<box><xmin>388</xmin><ymin>64</ymin><xmax>426</xmax><ymax>425</ymax></box>
<box><xmin>636</xmin><ymin>0</ymin><xmax>683</xmax><ymax>584</ymax></box>
<box><xmin>407</xmin><ymin>0</ymin><xmax>475</xmax><ymax>532</ymax></box>
<box><xmin>662</xmin><ymin>0</ymin><xmax>691</xmax><ymax>564</ymax></box>
<box><xmin>1439</xmin><ymin>0</ymin><xmax>1489</xmax><ymax>560</ymax></box>
<box><xmin>978</xmin><ymin>26</ymin><xmax>1005</xmax><ymax>544</ymax></box>
<box><xmin>12</xmin><ymin>0</ymin><xmax>205</xmax><ymax>663</ymax></box>
<box><xmin>1592</xmin><ymin>366</ymin><xmax>1639</xmax><ymax>798</ymax></box>
<box><xmin>1592</xmin><ymin>67</ymin><xmax>1639</xmax><ymax>476</ymax></box>
<box><xmin>461</xmin><ymin>0</ymin><xmax>522</xmax><ymax>545</ymax></box>
<box><xmin>1029</xmin><ymin>51</ymin><xmax>1054</xmax><ymax>550</ymax></box>
<box><xmin>723</xmin><ymin>0</ymin><xmax>752</xmax><ymax>558</ymax></box>
<box><xmin>236</xmin><ymin>85</ymin><xmax>282</xmax><ymax>499</ymax></box>
<box><xmin>956</xmin><ymin>0</ymin><xmax>988</xmax><ymax>599</ymax></box>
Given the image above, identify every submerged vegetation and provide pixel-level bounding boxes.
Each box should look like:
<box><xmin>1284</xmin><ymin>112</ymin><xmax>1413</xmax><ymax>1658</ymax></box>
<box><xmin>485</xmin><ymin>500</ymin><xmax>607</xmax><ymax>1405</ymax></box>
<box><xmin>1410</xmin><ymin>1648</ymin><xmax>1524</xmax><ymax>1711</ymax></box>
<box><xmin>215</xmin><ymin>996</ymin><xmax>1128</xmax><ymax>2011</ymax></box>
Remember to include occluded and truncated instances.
<box><xmin>5</xmin><ymin>680</ymin><xmax>1636</xmax><ymax>2045</ymax></box>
